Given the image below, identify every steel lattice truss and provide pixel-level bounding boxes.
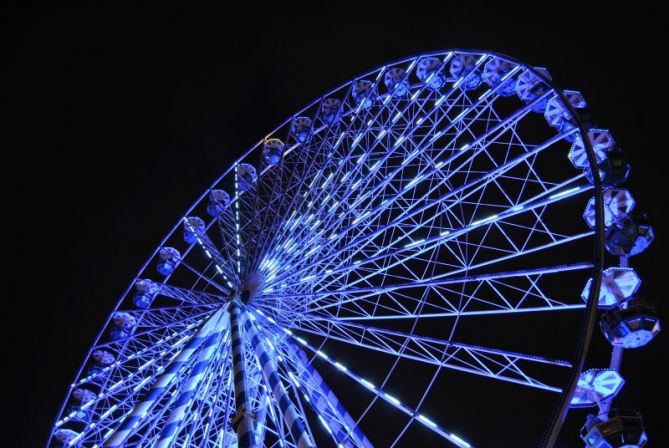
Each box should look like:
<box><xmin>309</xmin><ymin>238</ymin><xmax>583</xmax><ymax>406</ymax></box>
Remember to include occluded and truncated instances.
<box><xmin>50</xmin><ymin>50</ymin><xmax>622</xmax><ymax>447</ymax></box>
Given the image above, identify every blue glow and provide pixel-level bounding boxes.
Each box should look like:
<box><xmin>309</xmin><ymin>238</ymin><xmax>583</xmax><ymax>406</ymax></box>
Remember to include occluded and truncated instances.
<box><xmin>571</xmin><ymin>369</ymin><xmax>625</xmax><ymax>408</ymax></box>
<box><xmin>581</xmin><ymin>267</ymin><xmax>641</xmax><ymax>309</ymax></box>
<box><xmin>583</xmin><ymin>188</ymin><xmax>635</xmax><ymax>229</ymax></box>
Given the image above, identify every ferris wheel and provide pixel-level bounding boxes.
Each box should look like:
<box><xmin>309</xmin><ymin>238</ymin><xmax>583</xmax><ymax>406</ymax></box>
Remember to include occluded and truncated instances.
<box><xmin>49</xmin><ymin>50</ymin><xmax>659</xmax><ymax>448</ymax></box>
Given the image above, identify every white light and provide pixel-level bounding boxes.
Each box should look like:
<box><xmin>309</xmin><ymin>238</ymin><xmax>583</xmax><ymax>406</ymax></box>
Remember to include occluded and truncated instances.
<box><xmin>454</xmin><ymin>108</ymin><xmax>469</xmax><ymax>121</ymax></box>
<box><xmin>288</xmin><ymin>371</ymin><xmax>300</xmax><ymax>387</ymax></box>
<box><xmin>430</xmin><ymin>130</ymin><xmax>443</xmax><ymax>142</ymax></box>
<box><xmin>334</xmin><ymin>133</ymin><xmax>345</xmax><ymax>148</ymax></box>
<box><xmin>351</xmin><ymin>133</ymin><xmax>363</xmax><ymax>149</ymax></box>
<box><xmin>450</xmin><ymin>433</ymin><xmax>472</xmax><ymax>448</ymax></box>
<box><xmin>418</xmin><ymin>414</ymin><xmax>437</xmax><ymax>428</ymax></box>
<box><xmin>472</xmin><ymin>214</ymin><xmax>498</xmax><ymax>226</ymax></box>
<box><xmin>321</xmin><ymin>172</ymin><xmax>333</xmax><ymax>188</ymax></box>
<box><xmin>549</xmin><ymin>186</ymin><xmax>580</xmax><ymax>200</ymax></box>
<box><xmin>392</xmin><ymin>112</ymin><xmax>402</xmax><ymax>123</ymax></box>
<box><xmin>384</xmin><ymin>392</ymin><xmax>401</xmax><ymax>405</ymax></box>
<box><xmin>360</xmin><ymin>379</ymin><xmax>375</xmax><ymax>390</ymax></box>
<box><xmin>405</xmin><ymin>238</ymin><xmax>425</xmax><ymax>248</ymax></box>
<box><xmin>334</xmin><ymin>362</ymin><xmax>347</xmax><ymax>371</ymax></box>
<box><xmin>318</xmin><ymin>415</ymin><xmax>332</xmax><ymax>434</ymax></box>
<box><xmin>406</xmin><ymin>174</ymin><xmax>423</xmax><ymax>189</ymax></box>
<box><xmin>501</xmin><ymin>66</ymin><xmax>518</xmax><ymax>82</ymax></box>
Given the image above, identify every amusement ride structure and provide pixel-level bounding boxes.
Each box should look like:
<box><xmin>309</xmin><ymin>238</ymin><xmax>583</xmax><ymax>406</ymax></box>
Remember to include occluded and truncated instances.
<box><xmin>49</xmin><ymin>50</ymin><xmax>658</xmax><ymax>447</ymax></box>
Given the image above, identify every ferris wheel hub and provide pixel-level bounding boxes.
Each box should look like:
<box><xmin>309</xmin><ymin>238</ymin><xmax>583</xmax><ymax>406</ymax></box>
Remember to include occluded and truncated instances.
<box><xmin>240</xmin><ymin>272</ymin><xmax>261</xmax><ymax>303</ymax></box>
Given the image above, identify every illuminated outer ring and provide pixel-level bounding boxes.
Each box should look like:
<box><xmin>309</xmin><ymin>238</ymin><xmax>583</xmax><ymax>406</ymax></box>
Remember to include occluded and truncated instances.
<box><xmin>49</xmin><ymin>50</ymin><xmax>605</xmax><ymax>447</ymax></box>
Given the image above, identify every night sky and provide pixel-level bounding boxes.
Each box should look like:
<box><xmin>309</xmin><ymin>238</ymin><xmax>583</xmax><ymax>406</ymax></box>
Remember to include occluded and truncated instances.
<box><xmin>6</xmin><ymin>3</ymin><xmax>668</xmax><ymax>447</ymax></box>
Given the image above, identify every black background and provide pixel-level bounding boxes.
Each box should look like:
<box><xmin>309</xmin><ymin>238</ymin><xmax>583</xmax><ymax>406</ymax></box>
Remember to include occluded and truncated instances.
<box><xmin>5</xmin><ymin>2</ymin><xmax>668</xmax><ymax>446</ymax></box>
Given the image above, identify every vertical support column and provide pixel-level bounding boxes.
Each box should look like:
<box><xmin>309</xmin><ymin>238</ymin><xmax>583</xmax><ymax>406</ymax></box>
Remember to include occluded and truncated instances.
<box><xmin>242</xmin><ymin>313</ymin><xmax>315</xmax><ymax>448</ymax></box>
<box><xmin>230</xmin><ymin>300</ymin><xmax>258</xmax><ymax>448</ymax></box>
<box><xmin>284</xmin><ymin>341</ymin><xmax>374</xmax><ymax>448</ymax></box>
